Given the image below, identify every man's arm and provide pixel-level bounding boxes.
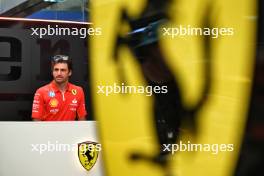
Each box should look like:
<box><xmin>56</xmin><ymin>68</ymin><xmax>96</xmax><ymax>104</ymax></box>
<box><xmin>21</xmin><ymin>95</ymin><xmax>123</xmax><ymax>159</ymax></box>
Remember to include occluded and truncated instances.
<box><xmin>78</xmin><ymin>116</ymin><xmax>87</xmax><ymax>121</ymax></box>
<box><xmin>31</xmin><ymin>90</ymin><xmax>44</xmax><ymax>121</ymax></box>
<box><xmin>32</xmin><ymin>118</ymin><xmax>41</xmax><ymax>121</ymax></box>
<box><xmin>77</xmin><ymin>88</ymin><xmax>88</xmax><ymax>120</ymax></box>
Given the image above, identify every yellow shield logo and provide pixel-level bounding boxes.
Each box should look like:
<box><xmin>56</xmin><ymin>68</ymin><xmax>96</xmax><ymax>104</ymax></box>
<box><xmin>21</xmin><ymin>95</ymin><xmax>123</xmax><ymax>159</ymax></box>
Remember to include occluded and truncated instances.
<box><xmin>71</xmin><ymin>89</ymin><xmax>77</xmax><ymax>95</ymax></box>
<box><xmin>78</xmin><ymin>141</ymin><xmax>100</xmax><ymax>171</ymax></box>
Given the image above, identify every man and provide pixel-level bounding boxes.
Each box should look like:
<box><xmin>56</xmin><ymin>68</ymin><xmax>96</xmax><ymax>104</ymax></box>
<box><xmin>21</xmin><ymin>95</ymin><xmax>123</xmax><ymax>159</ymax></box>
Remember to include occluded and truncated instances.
<box><xmin>32</xmin><ymin>55</ymin><xmax>87</xmax><ymax>121</ymax></box>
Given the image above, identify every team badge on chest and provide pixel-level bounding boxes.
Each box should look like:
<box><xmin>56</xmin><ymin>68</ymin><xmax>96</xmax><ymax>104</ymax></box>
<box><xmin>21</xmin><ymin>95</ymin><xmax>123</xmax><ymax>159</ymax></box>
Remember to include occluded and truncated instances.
<box><xmin>71</xmin><ymin>89</ymin><xmax>77</xmax><ymax>95</ymax></box>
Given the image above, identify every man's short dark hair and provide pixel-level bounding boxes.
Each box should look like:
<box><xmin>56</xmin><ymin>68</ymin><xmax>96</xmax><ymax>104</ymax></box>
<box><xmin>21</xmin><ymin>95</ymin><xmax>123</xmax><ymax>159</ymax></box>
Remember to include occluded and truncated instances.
<box><xmin>51</xmin><ymin>55</ymin><xmax>73</xmax><ymax>71</ymax></box>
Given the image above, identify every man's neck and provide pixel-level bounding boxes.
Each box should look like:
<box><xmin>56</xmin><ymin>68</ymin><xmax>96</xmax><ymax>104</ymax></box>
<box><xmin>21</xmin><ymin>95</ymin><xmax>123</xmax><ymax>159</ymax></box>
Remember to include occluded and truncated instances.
<box><xmin>54</xmin><ymin>81</ymin><xmax>68</xmax><ymax>93</ymax></box>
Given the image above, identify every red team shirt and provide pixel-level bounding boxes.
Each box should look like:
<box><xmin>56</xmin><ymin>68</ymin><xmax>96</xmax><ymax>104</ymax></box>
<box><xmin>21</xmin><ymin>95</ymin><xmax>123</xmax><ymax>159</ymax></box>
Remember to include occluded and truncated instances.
<box><xmin>32</xmin><ymin>81</ymin><xmax>87</xmax><ymax>121</ymax></box>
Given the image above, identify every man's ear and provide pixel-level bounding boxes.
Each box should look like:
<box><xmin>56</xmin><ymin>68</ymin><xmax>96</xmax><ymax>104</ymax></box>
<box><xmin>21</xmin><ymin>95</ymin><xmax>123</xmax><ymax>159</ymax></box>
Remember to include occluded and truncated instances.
<box><xmin>69</xmin><ymin>70</ymin><xmax>72</xmax><ymax>76</ymax></box>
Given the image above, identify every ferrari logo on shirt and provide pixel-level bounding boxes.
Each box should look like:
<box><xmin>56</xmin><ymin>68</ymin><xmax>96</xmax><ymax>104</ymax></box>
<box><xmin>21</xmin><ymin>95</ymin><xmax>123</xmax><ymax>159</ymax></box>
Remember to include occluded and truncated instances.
<box><xmin>49</xmin><ymin>98</ymin><xmax>59</xmax><ymax>108</ymax></box>
<box><xmin>71</xmin><ymin>89</ymin><xmax>77</xmax><ymax>95</ymax></box>
<box><xmin>78</xmin><ymin>141</ymin><xmax>99</xmax><ymax>171</ymax></box>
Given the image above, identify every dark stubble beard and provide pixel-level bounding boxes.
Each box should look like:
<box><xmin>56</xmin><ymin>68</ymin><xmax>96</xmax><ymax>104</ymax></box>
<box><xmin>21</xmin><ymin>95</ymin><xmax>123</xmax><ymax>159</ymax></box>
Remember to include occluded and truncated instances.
<box><xmin>54</xmin><ymin>77</ymin><xmax>68</xmax><ymax>85</ymax></box>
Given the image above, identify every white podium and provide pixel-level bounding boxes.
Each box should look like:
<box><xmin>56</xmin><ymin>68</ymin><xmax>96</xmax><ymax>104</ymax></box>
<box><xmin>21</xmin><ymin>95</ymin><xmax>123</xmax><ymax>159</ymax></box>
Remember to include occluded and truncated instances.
<box><xmin>0</xmin><ymin>121</ymin><xmax>104</xmax><ymax>176</ymax></box>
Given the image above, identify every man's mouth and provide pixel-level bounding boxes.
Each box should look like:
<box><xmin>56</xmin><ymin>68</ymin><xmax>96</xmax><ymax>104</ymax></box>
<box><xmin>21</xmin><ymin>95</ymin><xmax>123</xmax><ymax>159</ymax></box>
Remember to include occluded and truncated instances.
<box><xmin>56</xmin><ymin>77</ymin><xmax>63</xmax><ymax>79</ymax></box>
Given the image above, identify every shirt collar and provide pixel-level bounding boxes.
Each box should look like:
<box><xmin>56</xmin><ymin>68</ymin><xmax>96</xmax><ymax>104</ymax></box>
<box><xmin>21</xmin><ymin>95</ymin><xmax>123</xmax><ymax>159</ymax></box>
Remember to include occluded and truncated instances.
<box><xmin>50</xmin><ymin>81</ymin><xmax>71</xmax><ymax>92</ymax></box>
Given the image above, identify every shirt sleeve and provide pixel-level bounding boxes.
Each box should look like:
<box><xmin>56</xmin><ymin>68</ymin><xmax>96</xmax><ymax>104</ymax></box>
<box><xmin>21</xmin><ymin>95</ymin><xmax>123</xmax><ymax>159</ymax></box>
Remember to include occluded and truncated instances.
<box><xmin>31</xmin><ymin>89</ymin><xmax>44</xmax><ymax>120</ymax></box>
<box><xmin>77</xmin><ymin>88</ymin><xmax>87</xmax><ymax>120</ymax></box>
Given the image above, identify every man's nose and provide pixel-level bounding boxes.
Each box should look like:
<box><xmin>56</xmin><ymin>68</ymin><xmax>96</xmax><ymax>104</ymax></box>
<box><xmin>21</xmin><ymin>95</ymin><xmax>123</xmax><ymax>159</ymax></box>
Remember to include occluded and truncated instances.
<box><xmin>57</xmin><ymin>70</ymin><xmax>62</xmax><ymax>75</ymax></box>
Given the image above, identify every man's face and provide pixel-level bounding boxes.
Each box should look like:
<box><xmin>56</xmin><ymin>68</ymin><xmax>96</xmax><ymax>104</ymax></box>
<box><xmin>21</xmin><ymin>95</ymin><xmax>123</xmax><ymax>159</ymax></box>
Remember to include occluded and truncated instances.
<box><xmin>52</xmin><ymin>63</ymin><xmax>72</xmax><ymax>84</ymax></box>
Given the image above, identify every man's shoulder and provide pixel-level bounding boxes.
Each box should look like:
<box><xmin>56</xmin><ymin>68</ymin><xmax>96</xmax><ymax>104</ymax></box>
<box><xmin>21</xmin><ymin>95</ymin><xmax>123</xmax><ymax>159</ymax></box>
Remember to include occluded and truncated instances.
<box><xmin>36</xmin><ymin>83</ymin><xmax>52</xmax><ymax>93</ymax></box>
<box><xmin>68</xmin><ymin>83</ymin><xmax>84</xmax><ymax>91</ymax></box>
